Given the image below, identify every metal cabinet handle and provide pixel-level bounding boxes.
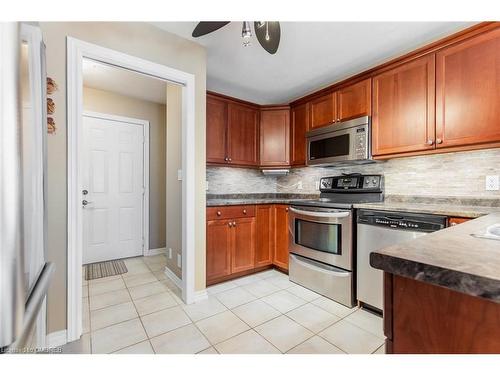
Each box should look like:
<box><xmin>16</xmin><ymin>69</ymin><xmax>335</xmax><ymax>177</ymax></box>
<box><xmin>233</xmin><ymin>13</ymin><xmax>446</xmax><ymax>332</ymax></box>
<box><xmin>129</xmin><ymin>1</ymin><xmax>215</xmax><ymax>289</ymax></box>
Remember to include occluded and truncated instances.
<box><xmin>436</xmin><ymin>138</ymin><xmax>443</xmax><ymax>144</ymax></box>
<box><xmin>426</xmin><ymin>140</ymin><xmax>434</xmax><ymax>145</ymax></box>
<box><xmin>233</xmin><ymin>221</ymin><xmax>237</xmax><ymax>227</ymax></box>
<box><xmin>224</xmin><ymin>157</ymin><xmax>229</xmax><ymax>162</ymax></box>
<box><xmin>451</xmin><ymin>222</ymin><xmax>457</xmax><ymax>226</ymax></box>
<box><xmin>243</xmin><ymin>209</ymin><xmax>247</xmax><ymax>214</ymax></box>
<box><xmin>228</xmin><ymin>222</ymin><xmax>232</xmax><ymax>227</ymax></box>
<box><xmin>285</xmin><ymin>207</ymin><xmax>289</xmax><ymax>212</ymax></box>
<box><xmin>337</xmin><ymin>118</ymin><xmax>340</xmax><ymax>122</ymax></box>
<box><xmin>217</xmin><ymin>211</ymin><xmax>221</xmax><ymax>216</ymax></box>
<box><xmin>228</xmin><ymin>158</ymin><xmax>232</xmax><ymax>162</ymax></box>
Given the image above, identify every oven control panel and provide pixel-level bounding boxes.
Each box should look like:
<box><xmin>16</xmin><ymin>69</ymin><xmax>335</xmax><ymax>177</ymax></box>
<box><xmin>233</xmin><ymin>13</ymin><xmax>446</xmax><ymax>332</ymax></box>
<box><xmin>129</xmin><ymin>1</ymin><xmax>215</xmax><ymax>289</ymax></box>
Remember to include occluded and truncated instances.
<box><xmin>320</xmin><ymin>174</ymin><xmax>382</xmax><ymax>192</ymax></box>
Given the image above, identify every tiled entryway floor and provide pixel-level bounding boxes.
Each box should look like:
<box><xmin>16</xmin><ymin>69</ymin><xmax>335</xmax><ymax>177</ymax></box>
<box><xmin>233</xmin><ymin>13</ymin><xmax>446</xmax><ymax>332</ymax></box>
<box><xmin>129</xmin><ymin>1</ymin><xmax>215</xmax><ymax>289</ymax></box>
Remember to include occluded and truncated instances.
<box><xmin>61</xmin><ymin>254</ymin><xmax>386</xmax><ymax>354</ymax></box>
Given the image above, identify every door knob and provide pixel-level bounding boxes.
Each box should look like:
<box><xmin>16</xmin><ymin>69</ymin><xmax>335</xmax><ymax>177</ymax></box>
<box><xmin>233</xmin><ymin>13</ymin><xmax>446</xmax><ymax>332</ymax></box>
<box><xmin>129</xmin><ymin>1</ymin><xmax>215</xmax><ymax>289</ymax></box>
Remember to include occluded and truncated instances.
<box><xmin>228</xmin><ymin>158</ymin><xmax>232</xmax><ymax>162</ymax></box>
<box><xmin>436</xmin><ymin>138</ymin><xmax>443</xmax><ymax>144</ymax></box>
<box><xmin>82</xmin><ymin>200</ymin><xmax>92</xmax><ymax>206</ymax></box>
<box><xmin>217</xmin><ymin>211</ymin><xmax>221</xmax><ymax>216</ymax></box>
<box><xmin>243</xmin><ymin>209</ymin><xmax>247</xmax><ymax>214</ymax></box>
<box><xmin>82</xmin><ymin>189</ymin><xmax>88</xmax><ymax>195</ymax></box>
<box><xmin>233</xmin><ymin>221</ymin><xmax>237</xmax><ymax>227</ymax></box>
<box><xmin>224</xmin><ymin>157</ymin><xmax>228</xmax><ymax>162</ymax></box>
<box><xmin>228</xmin><ymin>222</ymin><xmax>232</xmax><ymax>227</ymax></box>
<box><xmin>426</xmin><ymin>140</ymin><xmax>434</xmax><ymax>145</ymax></box>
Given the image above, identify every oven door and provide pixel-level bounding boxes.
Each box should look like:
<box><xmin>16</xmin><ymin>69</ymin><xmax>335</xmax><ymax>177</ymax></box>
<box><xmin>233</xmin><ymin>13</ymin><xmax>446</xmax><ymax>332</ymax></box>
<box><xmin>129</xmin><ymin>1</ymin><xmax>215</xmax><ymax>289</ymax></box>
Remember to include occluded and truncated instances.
<box><xmin>288</xmin><ymin>206</ymin><xmax>353</xmax><ymax>271</ymax></box>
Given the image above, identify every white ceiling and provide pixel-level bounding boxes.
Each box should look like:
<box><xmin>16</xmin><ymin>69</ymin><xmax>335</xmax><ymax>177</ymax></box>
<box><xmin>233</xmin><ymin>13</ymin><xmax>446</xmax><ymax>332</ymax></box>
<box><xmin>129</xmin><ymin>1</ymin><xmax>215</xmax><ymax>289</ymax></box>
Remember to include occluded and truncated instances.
<box><xmin>82</xmin><ymin>58</ymin><xmax>167</xmax><ymax>104</ymax></box>
<box><xmin>153</xmin><ymin>22</ymin><xmax>475</xmax><ymax>104</ymax></box>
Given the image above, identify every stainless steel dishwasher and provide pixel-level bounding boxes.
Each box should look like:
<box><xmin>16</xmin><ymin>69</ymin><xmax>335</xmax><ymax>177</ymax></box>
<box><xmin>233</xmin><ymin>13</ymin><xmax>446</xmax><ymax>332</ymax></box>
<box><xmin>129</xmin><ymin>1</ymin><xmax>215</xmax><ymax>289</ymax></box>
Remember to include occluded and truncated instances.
<box><xmin>356</xmin><ymin>209</ymin><xmax>447</xmax><ymax>311</ymax></box>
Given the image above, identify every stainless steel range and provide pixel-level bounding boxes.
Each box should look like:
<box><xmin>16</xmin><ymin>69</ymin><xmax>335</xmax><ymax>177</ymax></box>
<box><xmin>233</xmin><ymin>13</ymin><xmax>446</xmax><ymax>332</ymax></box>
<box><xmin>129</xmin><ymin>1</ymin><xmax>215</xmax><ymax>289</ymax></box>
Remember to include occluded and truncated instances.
<box><xmin>288</xmin><ymin>173</ymin><xmax>383</xmax><ymax>307</ymax></box>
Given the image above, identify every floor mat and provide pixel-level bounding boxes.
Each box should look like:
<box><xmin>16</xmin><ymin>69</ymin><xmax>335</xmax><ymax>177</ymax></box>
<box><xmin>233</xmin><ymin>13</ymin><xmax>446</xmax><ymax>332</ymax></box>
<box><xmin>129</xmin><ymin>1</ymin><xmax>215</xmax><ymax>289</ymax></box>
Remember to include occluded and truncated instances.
<box><xmin>84</xmin><ymin>259</ymin><xmax>128</xmax><ymax>281</ymax></box>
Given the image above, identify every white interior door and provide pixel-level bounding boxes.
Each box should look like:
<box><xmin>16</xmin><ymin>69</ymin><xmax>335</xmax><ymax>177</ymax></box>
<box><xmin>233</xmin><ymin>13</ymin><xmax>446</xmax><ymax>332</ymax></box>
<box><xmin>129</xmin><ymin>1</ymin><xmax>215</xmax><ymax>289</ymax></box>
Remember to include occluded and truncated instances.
<box><xmin>83</xmin><ymin>115</ymin><xmax>145</xmax><ymax>264</ymax></box>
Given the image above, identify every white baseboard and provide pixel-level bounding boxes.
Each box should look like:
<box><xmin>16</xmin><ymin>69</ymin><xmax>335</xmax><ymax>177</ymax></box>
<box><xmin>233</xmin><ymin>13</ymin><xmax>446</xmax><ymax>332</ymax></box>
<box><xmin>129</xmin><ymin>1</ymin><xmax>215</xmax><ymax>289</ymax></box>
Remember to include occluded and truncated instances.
<box><xmin>46</xmin><ymin>329</ymin><xmax>67</xmax><ymax>348</ymax></box>
<box><xmin>193</xmin><ymin>289</ymin><xmax>208</xmax><ymax>302</ymax></box>
<box><xmin>164</xmin><ymin>265</ymin><xmax>182</xmax><ymax>289</ymax></box>
<box><xmin>144</xmin><ymin>247</ymin><xmax>166</xmax><ymax>257</ymax></box>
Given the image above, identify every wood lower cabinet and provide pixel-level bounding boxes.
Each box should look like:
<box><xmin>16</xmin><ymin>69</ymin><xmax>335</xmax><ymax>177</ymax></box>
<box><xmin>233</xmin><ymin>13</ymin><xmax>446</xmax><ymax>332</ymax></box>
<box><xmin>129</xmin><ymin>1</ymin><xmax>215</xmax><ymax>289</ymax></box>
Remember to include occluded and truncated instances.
<box><xmin>255</xmin><ymin>205</ymin><xmax>274</xmax><ymax>267</ymax></box>
<box><xmin>384</xmin><ymin>273</ymin><xmax>500</xmax><ymax>353</ymax></box>
<box><xmin>228</xmin><ymin>103</ymin><xmax>259</xmax><ymax>166</ymax></box>
<box><xmin>337</xmin><ymin>78</ymin><xmax>372</xmax><ymax>122</ymax></box>
<box><xmin>207</xmin><ymin>204</ymin><xmax>290</xmax><ymax>284</ymax></box>
<box><xmin>206</xmin><ymin>219</ymin><xmax>232</xmax><ymax>282</ymax></box>
<box><xmin>231</xmin><ymin>217</ymin><xmax>256</xmax><ymax>273</ymax></box>
<box><xmin>436</xmin><ymin>28</ymin><xmax>500</xmax><ymax>149</ymax></box>
<box><xmin>273</xmin><ymin>205</ymin><xmax>290</xmax><ymax>270</ymax></box>
<box><xmin>372</xmin><ymin>54</ymin><xmax>436</xmax><ymax>156</ymax></box>
<box><xmin>310</xmin><ymin>92</ymin><xmax>336</xmax><ymax>129</ymax></box>
<box><xmin>291</xmin><ymin>102</ymin><xmax>309</xmax><ymax>166</ymax></box>
<box><xmin>260</xmin><ymin>107</ymin><xmax>290</xmax><ymax>167</ymax></box>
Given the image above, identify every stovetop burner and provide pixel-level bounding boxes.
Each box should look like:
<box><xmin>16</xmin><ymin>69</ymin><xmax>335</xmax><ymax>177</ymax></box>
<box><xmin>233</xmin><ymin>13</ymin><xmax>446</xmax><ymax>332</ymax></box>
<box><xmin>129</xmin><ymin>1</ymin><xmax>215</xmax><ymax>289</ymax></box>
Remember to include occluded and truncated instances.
<box><xmin>290</xmin><ymin>174</ymin><xmax>384</xmax><ymax>209</ymax></box>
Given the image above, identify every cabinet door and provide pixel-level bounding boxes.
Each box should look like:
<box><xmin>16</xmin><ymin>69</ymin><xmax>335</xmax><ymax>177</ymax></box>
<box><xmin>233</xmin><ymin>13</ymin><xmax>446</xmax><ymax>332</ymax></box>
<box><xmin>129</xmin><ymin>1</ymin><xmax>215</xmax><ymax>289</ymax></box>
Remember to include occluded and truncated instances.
<box><xmin>228</xmin><ymin>103</ymin><xmax>259</xmax><ymax>166</ymax></box>
<box><xmin>232</xmin><ymin>217</ymin><xmax>256</xmax><ymax>273</ymax></box>
<box><xmin>310</xmin><ymin>92</ymin><xmax>336</xmax><ymax>129</ymax></box>
<box><xmin>206</xmin><ymin>95</ymin><xmax>228</xmax><ymax>163</ymax></box>
<box><xmin>260</xmin><ymin>109</ymin><xmax>290</xmax><ymax>167</ymax></box>
<box><xmin>206</xmin><ymin>219</ymin><xmax>232</xmax><ymax>282</ymax></box>
<box><xmin>372</xmin><ymin>55</ymin><xmax>436</xmax><ymax>156</ymax></box>
<box><xmin>337</xmin><ymin>78</ymin><xmax>372</xmax><ymax>121</ymax></box>
<box><xmin>273</xmin><ymin>205</ymin><xmax>289</xmax><ymax>270</ymax></box>
<box><xmin>291</xmin><ymin>102</ymin><xmax>309</xmax><ymax>166</ymax></box>
<box><xmin>436</xmin><ymin>28</ymin><xmax>500</xmax><ymax>148</ymax></box>
<box><xmin>255</xmin><ymin>205</ymin><xmax>274</xmax><ymax>267</ymax></box>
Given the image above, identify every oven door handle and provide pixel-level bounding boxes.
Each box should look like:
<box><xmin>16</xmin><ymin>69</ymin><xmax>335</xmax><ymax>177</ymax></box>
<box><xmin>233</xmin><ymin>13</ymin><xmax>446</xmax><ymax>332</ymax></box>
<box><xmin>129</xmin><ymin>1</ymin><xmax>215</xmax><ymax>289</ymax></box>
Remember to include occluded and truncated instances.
<box><xmin>289</xmin><ymin>207</ymin><xmax>350</xmax><ymax>218</ymax></box>
<box><xmin>291</xmin><ymin>254</ymin><xmax>350</xmax><ymax>276</ymax></box>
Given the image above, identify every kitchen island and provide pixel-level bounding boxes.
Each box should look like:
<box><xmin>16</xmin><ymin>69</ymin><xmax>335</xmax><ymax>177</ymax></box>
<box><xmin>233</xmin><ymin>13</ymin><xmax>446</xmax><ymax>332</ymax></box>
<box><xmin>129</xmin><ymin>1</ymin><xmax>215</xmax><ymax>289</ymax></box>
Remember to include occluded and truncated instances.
<box><xmin>370</xmin><ymin>213</ymin><xmax>500</xmax><ymax>353</ymax></box>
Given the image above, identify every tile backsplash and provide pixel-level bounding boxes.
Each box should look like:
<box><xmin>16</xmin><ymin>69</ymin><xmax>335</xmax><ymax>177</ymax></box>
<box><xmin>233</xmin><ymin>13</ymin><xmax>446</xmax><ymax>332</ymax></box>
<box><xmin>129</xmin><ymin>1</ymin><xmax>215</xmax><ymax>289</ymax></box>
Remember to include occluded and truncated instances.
<box><xmin>207</xmin><ymin>149</ymin><xmax>500</xmax><ymax>198</ymax></box>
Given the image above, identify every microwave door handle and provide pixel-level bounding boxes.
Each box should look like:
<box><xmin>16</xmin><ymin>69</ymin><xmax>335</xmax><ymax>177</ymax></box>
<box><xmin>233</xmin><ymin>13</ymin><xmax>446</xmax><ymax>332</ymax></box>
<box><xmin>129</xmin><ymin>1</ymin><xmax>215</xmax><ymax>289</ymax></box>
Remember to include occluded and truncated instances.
<box><xmin>289</xmin><ymin>207</ymin><xmax>350</xmax><ymax>219</ymax></box>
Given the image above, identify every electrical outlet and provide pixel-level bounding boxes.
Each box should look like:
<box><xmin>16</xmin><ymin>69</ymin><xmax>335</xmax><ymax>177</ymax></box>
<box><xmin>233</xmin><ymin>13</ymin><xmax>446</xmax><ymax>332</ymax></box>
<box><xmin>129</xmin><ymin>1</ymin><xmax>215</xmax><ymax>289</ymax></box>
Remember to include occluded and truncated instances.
<box><xmin>177</xmin><ymin>254</ymin><xmax>182</xmax><ymax>268</ymax></box>
<box><xmin>297</xmin><ymin>181</ymin><xmax>303</xmax><ymax>190</ymax></box>
<box><xmin>168</xmin><ymin>248</ymin><xmax>172</xmax><ymax>259</ymax></box>
<box><xmin>485</xmin><ymin>175</ymin><xmax>500</xmax><ymax>191</ymax></box>
<box><xmin>315</xmin><ymin>181</ymin><xmax>320</xmax><ymax>190</ymax></box>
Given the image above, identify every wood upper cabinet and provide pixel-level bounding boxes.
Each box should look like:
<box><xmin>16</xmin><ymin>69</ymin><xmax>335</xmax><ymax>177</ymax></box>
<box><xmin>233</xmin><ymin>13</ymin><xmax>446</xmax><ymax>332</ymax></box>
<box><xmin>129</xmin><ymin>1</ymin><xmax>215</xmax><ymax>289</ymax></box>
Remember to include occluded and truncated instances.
<box><xmin>310</xmin><ymin>92</ymin><xmax>336</xmax><ymax>129</ymax></box>
<box><xmin>206</xmin><ymin>219</ymin><xmax>232</xmax><ymax>282</ymax></box>
<box><xmin>291</xmin><ymin>102</ymin><xmax>309</xmax><ymax>166</ymax></box>
<box><xmin>436</xmin><ymin>28</ymin><xmax>500</xmax><ymax>149</ymax></box>
<box><xmin>260</xmin><ymin>108</ymin><xmax>290</xmax><ymax>167</ymax></box>
<box><xmin>255</xmin><ymin>205</ymin><xmax>274</xmax><ymax>267</ymax></box>
<box><xmin>273</xmin><ymin>205</ymin><xmax>289</xmax><ymax>270</ymax></box>
<box><xmin>228</xmin><ymin>103</ymin><xmax>259</xmax><ymax>166</ymax></box>
<box><xmin>337</xmin><ymin>78</ymin><xmax>372</xmax><ymax>121</ymax></box>
<box><xmin>206</xmin><ymin>95</ymin><xmax>228</xmax><ymax>163</ymax></box>
<box><xmin>231</xmin><ymin>217</ymin><xmax>256</xmax><ymax>273</ymax></box>
<box><xmin>372</xmin><ymin>55</ymin><xmax>436</xmax><ymax>156</ymax></box>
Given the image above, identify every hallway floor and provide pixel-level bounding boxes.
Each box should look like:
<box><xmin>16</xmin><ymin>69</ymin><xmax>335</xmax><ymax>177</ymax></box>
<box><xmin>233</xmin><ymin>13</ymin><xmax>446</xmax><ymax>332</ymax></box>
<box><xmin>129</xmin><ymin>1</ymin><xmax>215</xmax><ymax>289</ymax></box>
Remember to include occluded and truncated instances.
<box><xmin>60</xmin><ymin>254</ymin><xmax>385</xmax><ymax>354</ymax></box>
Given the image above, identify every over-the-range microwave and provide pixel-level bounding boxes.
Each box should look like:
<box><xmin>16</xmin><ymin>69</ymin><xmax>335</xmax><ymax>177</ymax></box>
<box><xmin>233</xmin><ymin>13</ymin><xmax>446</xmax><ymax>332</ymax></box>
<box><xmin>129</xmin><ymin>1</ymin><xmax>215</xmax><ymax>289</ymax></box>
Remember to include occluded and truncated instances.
<box><xmin>306</xmin><ymin>116</ymin><xmax>374</xmax><ymax>166</ymax></box>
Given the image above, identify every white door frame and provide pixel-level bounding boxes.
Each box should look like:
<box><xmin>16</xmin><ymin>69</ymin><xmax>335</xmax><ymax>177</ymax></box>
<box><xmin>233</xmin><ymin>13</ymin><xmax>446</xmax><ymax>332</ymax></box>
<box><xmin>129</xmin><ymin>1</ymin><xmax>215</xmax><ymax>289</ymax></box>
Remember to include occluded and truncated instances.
<box><xmin>67</xmin><ymin>37</ymin><xmax>196</xmax><ymax>342</ymax></box>
<box><xmin>82</xmin><ymin>110</ymin><xmax>150</xmax><ymax>260</ymax></box>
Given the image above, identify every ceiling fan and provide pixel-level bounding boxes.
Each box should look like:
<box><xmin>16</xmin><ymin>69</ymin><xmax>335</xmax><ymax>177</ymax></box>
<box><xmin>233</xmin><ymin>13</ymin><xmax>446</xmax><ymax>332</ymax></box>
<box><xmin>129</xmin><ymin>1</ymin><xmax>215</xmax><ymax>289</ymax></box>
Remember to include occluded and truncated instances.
<box><xmin>192</xmin><ymin>21</ymin><xmax>281</xmax><ymax>54</ymax></box>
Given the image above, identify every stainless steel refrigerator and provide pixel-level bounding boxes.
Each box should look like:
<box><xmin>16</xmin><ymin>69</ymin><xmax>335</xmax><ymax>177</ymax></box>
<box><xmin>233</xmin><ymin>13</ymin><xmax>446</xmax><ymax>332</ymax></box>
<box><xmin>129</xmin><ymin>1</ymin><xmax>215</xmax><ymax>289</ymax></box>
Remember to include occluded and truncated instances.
<box><xmin>1</xmin><ymin>22</ymin><xmax>54</xmax><ymax>353</ymax></box>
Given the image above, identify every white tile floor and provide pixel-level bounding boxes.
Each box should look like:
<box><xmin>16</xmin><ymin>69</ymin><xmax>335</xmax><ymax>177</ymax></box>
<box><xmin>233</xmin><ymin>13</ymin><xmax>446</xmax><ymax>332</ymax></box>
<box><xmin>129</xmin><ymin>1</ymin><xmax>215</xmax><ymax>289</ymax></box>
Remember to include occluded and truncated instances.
<box><xmin>61</xmin><ymin>254</ymin><xmax>386</xmax><ymax>354</ymax></box>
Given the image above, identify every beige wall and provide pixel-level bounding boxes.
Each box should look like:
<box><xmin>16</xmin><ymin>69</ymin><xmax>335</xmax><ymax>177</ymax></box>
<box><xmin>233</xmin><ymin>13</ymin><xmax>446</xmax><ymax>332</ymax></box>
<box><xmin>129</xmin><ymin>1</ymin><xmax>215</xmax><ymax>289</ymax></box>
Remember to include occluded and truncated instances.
<box><xmin>82</xmin><ymin>86</ymin><xmax>166</xmax><ymax>250</ymax></box>
<box><xmin>40</xmin><ymin>22</ymin><xmax>207</xmax><ymax>334</ymax></box>
<box><xmin>165</xmin><ymin>84</ymin><xmax>183</xmax><ymax>278</ymax></box>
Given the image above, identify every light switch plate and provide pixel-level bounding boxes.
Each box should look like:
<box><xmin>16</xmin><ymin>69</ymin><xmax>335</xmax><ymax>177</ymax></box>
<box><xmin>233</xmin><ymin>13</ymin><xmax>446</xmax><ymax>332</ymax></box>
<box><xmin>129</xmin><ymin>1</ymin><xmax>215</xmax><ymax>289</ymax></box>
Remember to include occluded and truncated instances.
<box><xmin>177</xmin><ymin>169</ymin><xmax>183</xmax><ymax>181</ymax></box>
<box><xmin>177</xmin><ymin>254</ymin><xmax>182</xmax><ymax>268</ymax></box>
<box><xmin>486</xmin><ymin>175</ymin><xmax>499</xmax><ymax>191</ymax></box>
<box><xmin>168</xmin><ymin>248</ymin><xmax>172</xmax><ymax>259</ymax></box>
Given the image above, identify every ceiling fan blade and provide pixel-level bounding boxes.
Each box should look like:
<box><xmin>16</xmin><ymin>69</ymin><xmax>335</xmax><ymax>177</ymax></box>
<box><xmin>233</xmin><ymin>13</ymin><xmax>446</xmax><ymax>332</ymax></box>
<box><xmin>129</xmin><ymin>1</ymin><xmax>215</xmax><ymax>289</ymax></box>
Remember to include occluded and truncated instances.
<box><xmin>254</xmin><ymin>21</ymin><xmax>281</xmax><ymax>54</ymax></box>
<box><xmin>192</xmin><ymin>22</ymin><xmax>230</xmax><ymax>37</ymax></box>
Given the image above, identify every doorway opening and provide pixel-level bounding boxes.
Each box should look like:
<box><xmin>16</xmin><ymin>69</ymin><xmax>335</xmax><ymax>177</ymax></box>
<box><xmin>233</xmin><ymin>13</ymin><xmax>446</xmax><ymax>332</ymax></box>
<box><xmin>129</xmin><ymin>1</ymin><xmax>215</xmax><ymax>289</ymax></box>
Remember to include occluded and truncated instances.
<box><xmin>67</xmin><ymin>38</ymin><xmax>196</xmax><ymax>343</ymax></box>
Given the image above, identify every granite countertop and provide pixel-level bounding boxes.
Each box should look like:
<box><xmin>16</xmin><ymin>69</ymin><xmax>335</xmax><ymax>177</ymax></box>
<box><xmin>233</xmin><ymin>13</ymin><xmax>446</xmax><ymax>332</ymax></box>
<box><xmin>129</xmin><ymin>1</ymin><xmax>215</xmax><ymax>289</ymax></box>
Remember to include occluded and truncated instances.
<box><xmin>206</xmin><ymin>193</ymin><xmax>319</xmax><ymax>207</ymax></box>
<box><xmin>370</xmin><ymin>212</ymin><xmax>500</xmax><ymax>303</ymax></box>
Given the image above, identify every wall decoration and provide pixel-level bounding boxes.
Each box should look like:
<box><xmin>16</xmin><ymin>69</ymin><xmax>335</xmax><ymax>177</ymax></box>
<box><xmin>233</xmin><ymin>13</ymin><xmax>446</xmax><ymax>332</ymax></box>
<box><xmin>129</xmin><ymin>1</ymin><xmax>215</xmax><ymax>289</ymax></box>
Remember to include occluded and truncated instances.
<box><xmin>46</xmin><ymin>77</ymin><xmax>58</xmax><ymax>94</ymax></box>
<box><xmin>46</xmin><ymin>77</ymin><xmax>58</xmax><ymax>135</ymax></box>
<box><xmin>47</xmin><ymin>98</ymin><xmax>55</xmax><ymax>114</ymax></box>
<box><xmin>47</xmin><ymin>117</ymin><xmax>56</xmax><ymax>134</ymax></box>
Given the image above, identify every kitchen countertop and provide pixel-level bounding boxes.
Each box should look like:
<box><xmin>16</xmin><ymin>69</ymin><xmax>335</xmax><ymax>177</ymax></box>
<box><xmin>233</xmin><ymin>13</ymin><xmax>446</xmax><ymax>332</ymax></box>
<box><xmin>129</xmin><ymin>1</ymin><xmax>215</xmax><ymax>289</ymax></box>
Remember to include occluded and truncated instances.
<box><xmin>370</xmin><ymin>212</ymin><xmax>500</xmax><ymax>303</ymax></box>
<box><xmin>207</xmin><ymin>194</ymin><xmax>500</xmax><ymax>218</ymax></box>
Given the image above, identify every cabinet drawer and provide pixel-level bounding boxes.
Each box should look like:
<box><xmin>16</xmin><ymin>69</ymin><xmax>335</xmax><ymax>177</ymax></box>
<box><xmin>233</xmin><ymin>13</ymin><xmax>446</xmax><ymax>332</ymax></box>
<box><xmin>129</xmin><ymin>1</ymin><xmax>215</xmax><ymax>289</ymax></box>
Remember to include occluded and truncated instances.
<box><xmin>207</xmin><ymin>205</ymin><xmax>256</xmax><ymax>220</ymax></box>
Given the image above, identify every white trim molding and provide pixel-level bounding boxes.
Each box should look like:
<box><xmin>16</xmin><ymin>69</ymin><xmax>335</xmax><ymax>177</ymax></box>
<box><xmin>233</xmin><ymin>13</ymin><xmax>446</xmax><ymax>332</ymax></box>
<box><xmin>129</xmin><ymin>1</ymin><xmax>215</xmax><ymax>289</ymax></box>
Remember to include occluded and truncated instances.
<box><xmin>193</xmin><ymin>289</ymin><xmax>209</xmax><ymax>303</ymax></box>
<box><xmin>164</xmin><ymin>266</ymin><xmax>182</xmax><ymax>289</ymax></box>
<box><xmin>66</xmin><ymin>37</ymin><xmax>197</xmax><ymax>343</ymax></box>
<box><xmin>144</xmin><ymin>247</ymin><xmax>166</xmax><ymax>257</ymax></box>
<box><xmin>46</xmin><ymin>330</ymin><xmax>67</xmax><ymax>348</ymax></box>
